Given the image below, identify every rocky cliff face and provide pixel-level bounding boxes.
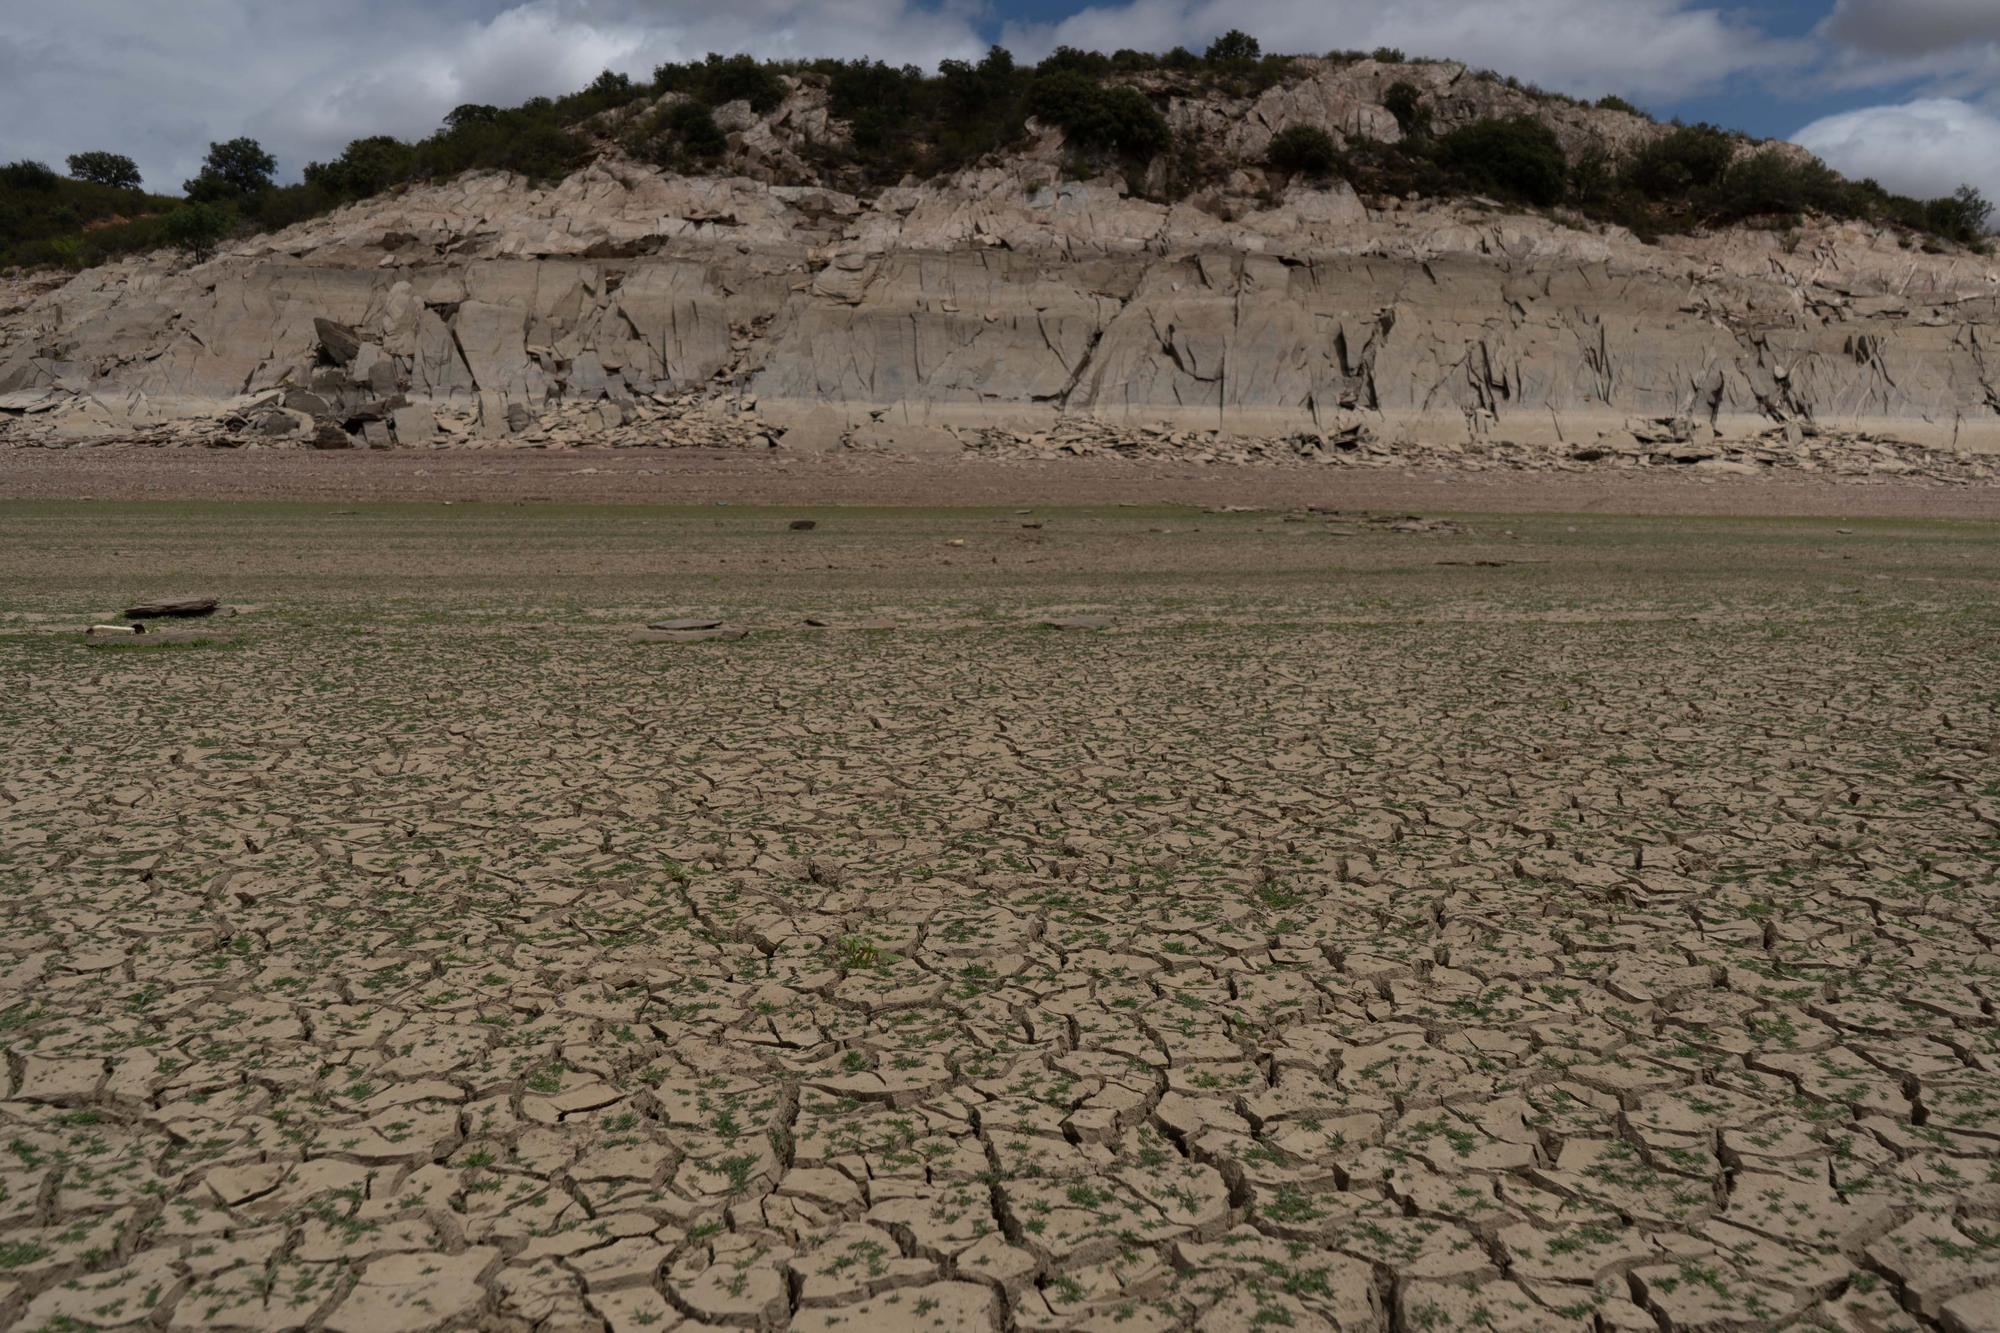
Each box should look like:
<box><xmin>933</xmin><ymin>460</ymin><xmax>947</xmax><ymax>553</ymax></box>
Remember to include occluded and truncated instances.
<box><xmin>3</xmin><ymin>60</ymin><xmax>1997</xmax><ymax>454</ymax></box>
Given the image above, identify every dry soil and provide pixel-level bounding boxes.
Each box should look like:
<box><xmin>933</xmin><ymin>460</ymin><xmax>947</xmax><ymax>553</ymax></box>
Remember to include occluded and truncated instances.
<box><xmin>0</xmin><ymin>498</ymin><xmax>1996</xmax><ymax>1332</ymax></box>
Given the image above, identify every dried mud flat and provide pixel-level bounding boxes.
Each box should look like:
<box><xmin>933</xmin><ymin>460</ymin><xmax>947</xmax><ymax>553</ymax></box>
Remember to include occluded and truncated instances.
<box><xmin>5</xmin><ymin>449</ymin><xmax>2000</xmax><ymax>521</ymax></box>
<box><xmin>0</xmin><ymin>503</ymin><xmax>1997</xmax><ymax>1333</ymax></box>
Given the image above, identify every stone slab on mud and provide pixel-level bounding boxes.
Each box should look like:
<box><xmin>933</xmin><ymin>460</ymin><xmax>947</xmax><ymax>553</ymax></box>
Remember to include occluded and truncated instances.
<box><xmin>639</xmin><ymin>625</ymin><xmax>748</xmax><ymax>642</ymax></box>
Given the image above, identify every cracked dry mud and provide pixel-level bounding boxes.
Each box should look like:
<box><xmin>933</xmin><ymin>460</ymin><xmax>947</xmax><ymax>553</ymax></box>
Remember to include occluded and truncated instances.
<box><xmin>0</xmin><ymin>505</ymin><xmax>1997</xmax><ymax>1332</ymax></box>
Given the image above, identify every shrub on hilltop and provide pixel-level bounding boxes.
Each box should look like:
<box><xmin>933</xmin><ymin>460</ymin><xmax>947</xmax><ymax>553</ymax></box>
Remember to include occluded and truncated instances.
<box><xmin>1027</xmin><ymin>70</ymin><xmax>1170</xmax><ymax>159</ymax></box>
<box><xmin>1623</xmin><ymin>124</ymin><xmax>1734</xmax><ymax>201</ymax></box>
<box><xmin>653</xmin><ymin>54</ymin><xmax>788</xmax><ymax>114</ymax></box>
<box><xmin>1436</xmin><ymin>117</ymin><xmax>1568</xmax><ymax>206</ymax></box>
<box><xmin>5</xmin><ymin>37</ymin><xmax>1992</xmax><ymax>273</ymax></box>
<box><xmin>635</xmin><ymin>102</ymin><xmax>729</xmax><ymax>166</ymax></box>
<box><xmin>1267</xmin><ymin>126</ymin><xmax>1339</xmax><ymax>178</ymax></box>
<box><xmin>0</xmin><ymin>158</ymin><xmax>180</xmax><ymax>269</ymax></box>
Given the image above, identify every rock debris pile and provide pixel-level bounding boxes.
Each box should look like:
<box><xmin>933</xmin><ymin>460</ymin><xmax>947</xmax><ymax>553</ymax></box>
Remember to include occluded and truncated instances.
<box><xmin>956</xmin><ymin>418</ymin><xmax>2000</xmax><ymax>483</ymax></box>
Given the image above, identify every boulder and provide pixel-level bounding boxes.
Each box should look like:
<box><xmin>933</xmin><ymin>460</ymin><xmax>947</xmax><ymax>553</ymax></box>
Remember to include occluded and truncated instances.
<box><xmin>473</xmin><ymin>391</ymin><xmax>511</xmax><ymax>438</ymax></box>
<box><xmin>252</xmin><ymin>408</ymin><xmax>313</xmax><ymax>438</ymax></box>
<box><xmin>341</xmin><ymin>396</ymin><xmax>407</xmax><ymax>430</ymax></box>
<box><xmin>348</xmin><ymin>341</ymin><xmax>384</xmax><ymax>384</ymax></box>
<box><xmin>313</xmin><ymin>317</ymin><xmax>362</xmax><ymax>366</ymax></box>
<box><xmin>390</xmin><ymin>404</ymin><xmax>438</xmax><ymax>444</ymax></box>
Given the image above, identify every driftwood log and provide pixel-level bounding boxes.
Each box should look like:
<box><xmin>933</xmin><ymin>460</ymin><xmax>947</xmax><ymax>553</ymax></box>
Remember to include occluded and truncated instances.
<box><xmin>123</xmin><ymin>598</ymin><xmax>218</xmax><ymax>620</ymax></box>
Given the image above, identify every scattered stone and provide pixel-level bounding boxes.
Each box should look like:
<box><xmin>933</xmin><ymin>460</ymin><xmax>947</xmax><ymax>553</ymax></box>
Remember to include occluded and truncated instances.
<box><xmin>804</xmin><ymin>616</ymin><xmax>897</xmax><ymax>630</ymax></box>
<box><xmin>789</xmin><ymin>519</ymin><xmax>817</xmax><ymax>530</ymax></box>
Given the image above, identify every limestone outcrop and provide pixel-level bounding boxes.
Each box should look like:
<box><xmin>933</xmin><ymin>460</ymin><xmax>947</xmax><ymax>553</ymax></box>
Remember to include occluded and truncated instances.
<box><xmin>2</xmin><ymin>59</ymin><xmax>1996</xmax><ymax>455</ymax></box>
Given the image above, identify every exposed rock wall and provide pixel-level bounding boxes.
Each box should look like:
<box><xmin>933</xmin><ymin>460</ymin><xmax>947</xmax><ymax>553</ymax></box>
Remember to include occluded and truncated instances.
<box><xmin>3</xmin><ymin>77</ymin><xmax>1997</xmax><ymax>452</ymax></box>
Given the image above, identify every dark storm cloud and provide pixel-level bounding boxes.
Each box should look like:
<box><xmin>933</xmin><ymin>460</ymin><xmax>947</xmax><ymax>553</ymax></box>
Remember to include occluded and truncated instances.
<box><xmin>1821</xmin><ymin>0</ymin><xmax>2000</xmax><ymax>57</ymax></box>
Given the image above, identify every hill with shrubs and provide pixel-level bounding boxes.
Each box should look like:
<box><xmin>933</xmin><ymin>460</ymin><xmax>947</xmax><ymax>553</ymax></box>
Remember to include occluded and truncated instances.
<box><xmin>2</xmin><ymin>33</ymin><xmax>1992</xmax><ymax>276</ymax></box>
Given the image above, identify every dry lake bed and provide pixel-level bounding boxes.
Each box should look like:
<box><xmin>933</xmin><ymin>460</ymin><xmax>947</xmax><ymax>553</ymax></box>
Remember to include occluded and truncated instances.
<box><xmin>0</xmin><ymin>501</ymin><xmax>1996</xmax><ymax>1332</ymax></box>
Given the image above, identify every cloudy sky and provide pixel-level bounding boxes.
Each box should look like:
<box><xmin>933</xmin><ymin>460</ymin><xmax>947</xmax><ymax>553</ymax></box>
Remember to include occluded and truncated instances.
<box><xmin>3</xmin><ymin>0</ymin><xmax>1996</xmax><ymax>206</ymax></box>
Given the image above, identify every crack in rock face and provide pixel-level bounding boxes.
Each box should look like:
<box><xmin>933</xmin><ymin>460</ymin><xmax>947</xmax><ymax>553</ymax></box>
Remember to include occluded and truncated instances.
<box><xmin>0</xmin><ymin>510</ymin><xmax>1997</xmax><ymax>1332</ymax></box>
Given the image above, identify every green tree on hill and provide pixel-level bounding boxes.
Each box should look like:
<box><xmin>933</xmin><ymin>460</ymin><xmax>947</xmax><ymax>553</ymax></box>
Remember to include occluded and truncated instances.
<box><xmin>1205</xmin><ymin>30</ymin><xmax>1261</xmax><ymax>63</ymax></box>
<box><xmin>184</xmin><ymin>138</ymin><xmax>276</xmax><ymax>201</ymax></box>
<box><xmin>163</xmin><ymin>203</ymin><xmax>230</xmax><ymax>263</ymax></box>
<box><xmin>66</xmin><ymin>151</ymin><xmax>142</xmax><ymax>190</ymax></box>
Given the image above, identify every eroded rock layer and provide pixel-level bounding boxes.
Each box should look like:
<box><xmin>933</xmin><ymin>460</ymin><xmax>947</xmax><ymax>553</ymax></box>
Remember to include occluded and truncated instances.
<box><xmin>3</xmin><ymin>156</ymin><xmax>1998</xmax><ymax>452</ymax></box>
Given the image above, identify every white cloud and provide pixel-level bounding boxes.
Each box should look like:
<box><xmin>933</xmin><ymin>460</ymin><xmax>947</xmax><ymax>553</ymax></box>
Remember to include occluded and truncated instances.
<box><xmin>1002</xmin><ymin>0</ymin><xmax>1808</xmax><ymax>102</ymax></box>
<box><xmin>1793</xmin><ymin>98</ymin><xmax>2000</xmax><ymax>208</ymax></box>
<box><xmin>264</xmin><ymin>5</ymin><xmax>653</xmax><ymax>159</ymax></box>
<box><xmin>0</xmin><ymin>0</ymin><xmax>990</xmax><ymax>192</ymax></box>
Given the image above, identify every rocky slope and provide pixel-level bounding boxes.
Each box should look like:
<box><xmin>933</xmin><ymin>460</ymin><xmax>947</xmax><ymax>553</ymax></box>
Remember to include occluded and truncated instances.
<box><xmin>3</xmin><ymin>58</ymin><xmax>1997</xmax><ymax>458</ymax></box>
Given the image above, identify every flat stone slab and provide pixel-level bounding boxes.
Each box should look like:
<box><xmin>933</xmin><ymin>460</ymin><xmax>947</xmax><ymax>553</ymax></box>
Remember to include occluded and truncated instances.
<box><xmin>647</xmin><ymin>617</ymin><xmax>725</xmax><ymax>631</ymax></box>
